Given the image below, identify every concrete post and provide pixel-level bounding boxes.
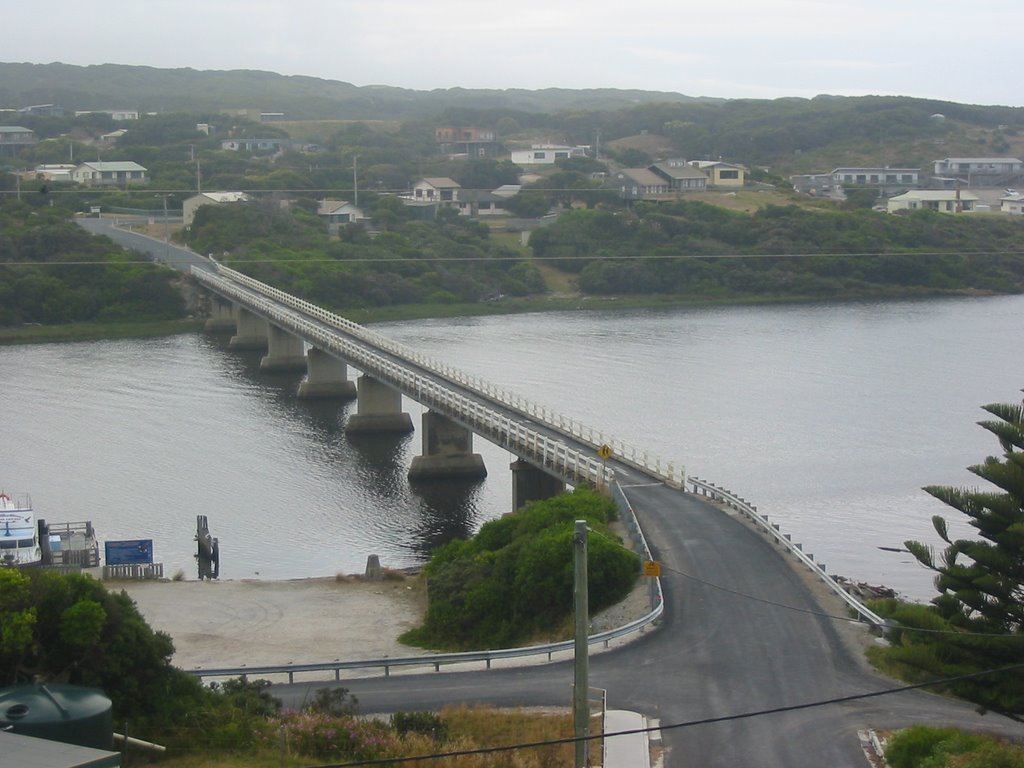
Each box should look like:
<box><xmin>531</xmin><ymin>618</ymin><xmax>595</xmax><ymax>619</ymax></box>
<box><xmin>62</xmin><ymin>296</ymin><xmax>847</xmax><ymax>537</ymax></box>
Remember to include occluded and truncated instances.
<box><xmin>408</xmin><ymin>411</ymin><xmax>487</xmax><ymax>480</ymax></box>
<box><xmin>510</xmin><ymin>458</ymin><xmax>566</xmax><ymax>512</ymax></box>
<box><xmin>228</xmin><ymin>307</ymin><xmax>269</xmax><ymax>351</ymax></box>
<box><xmin>203</xmin><ymin>295</ymin><xmax>236</xmax><ymax>333</ymax></box>
<box><xmin>260</xmin><ymin>324</ymin><xmax>308</xmax><ymax>373</ymax></box>
<box><xmin>345</xmin><ymin>375</ymin><xmax>414</xmax><ymax>434</ymax></box>
<box><xmin>297</xmin><ymin>347</ymin><xmax>357</xmax><ymax>399</ymax></box>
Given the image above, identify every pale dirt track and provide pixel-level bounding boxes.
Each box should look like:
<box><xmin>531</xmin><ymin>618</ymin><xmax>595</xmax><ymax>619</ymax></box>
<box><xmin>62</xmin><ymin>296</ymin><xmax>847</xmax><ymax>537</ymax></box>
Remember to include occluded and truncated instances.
<box><xmin>115</xmin><ymin>574</ymin><xmax>653</xmax><ymax>673</ymax></box>
<box><xmin>115</xmin><ymin>576</ymin><xmax>429</xmax><ymax>671</ymax></box>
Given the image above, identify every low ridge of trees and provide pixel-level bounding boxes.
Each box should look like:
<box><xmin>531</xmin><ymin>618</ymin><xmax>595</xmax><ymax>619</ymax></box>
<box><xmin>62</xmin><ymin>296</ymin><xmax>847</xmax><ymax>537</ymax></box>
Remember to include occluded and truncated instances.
<box><xmin>0</xmin><ymin>204</ymin><xmax>186</xmax><ymax>327</ymax></box>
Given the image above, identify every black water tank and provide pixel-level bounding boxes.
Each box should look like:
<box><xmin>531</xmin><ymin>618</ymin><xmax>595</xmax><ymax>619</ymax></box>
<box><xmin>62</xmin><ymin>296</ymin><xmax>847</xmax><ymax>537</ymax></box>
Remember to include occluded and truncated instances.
<box><xmin>0</xmin><ymin>683</ymin><xmax>113</xmax><ymax>750</ymax></box>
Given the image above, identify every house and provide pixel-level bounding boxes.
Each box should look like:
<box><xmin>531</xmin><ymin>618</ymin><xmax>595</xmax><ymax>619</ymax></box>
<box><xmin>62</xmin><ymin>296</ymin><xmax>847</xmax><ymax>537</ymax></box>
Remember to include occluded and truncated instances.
<box><xmin>790</xmin><ymin>173</ymin><xmax>837</xmax><ymax>197</ymax></box>
<box><xmin>0</xmin><ymin>125</ymin><xmax>36</xmax><ymax>156</ymax></box>
<box><xmin>220</xmin><ymin>138</ymin><xmax>286</xmax><ymax>153</ymax></box>
<box><xmin>75</xmin><ymin>109</ymin><xmax>140</xmax><ymax>121</ymax></box>
<box><xmin>452</xmin><ymin>188</ymin><xmax>509</xmax><ymax>217</ymax></box>
<box><xmin>32</xmin><ymin>164</ymin><xmax>77</xmax><ymax>182</ymax></box>
<box><xmin>182</xmin><ymin>191</ymin><xmax>250</xmax><ymax>227</ymax></box>
<box><xmin>101</xmin><ymin>129</ymin><xmax>128</xmax><ymax>143</ymax></box>
<box><xmin>612</xmin><ymin>168</ymin><xmax>674</xmax><ymax>201</ymax></box>
<box><xmin>649</xmin><ymin>159</ymin><xmax>708</xmax><ymax>192</ymax></box>
<box><xmin>436</xmin><ymin>126</ymin><xmax>500</xmax><ymax>158</ymax></box>
<box><xmin>71</xmin><ymin>161</ymin><xmax>148</xmax><ymax>186</ymax></box>
<box><xmin>1001</xmin><ymin>191</ymin><xmax>1024</xmax><ymax>215</ymax></box>
<box><xmin>932</xmin><ymin>157</ymin><xmax>1024</xmax><ymax>184</ymax></box>
<box><xmin>317</xmin><ymin>199</ymin><xmax>365</xmax><ymax>233</ymax></box>
<box><xmin>886</xmin><ymin>189</ymin><xmax>979</xmax><ymax>214</ymax></box>
<box><xmin>831</xmin><ymin>167</ymin><xmax>919</xmax><ymax>188</ymax></box>
<box><xmin>410</xmin><ymin>177</ymin><xmax>461</xmax><ymax>203</ymax></box>
<box><xmin>17</xmin><ymin>103</ymin><xmax>64</xmax><ymax>117</ymax></box>
<box><xmin>689</xmin><ymin>160</ymin><xmax>746</xmax><ymax>187</ymax></box>
<box><xmin>509</xmin><ymin>145</ymin><xmax>589</xmax><ymax>165</ymax></box>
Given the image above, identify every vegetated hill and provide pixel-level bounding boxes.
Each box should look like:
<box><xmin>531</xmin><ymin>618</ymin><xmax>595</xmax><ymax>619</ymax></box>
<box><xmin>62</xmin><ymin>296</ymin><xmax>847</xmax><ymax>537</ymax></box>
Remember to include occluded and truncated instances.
<box><xmin>0</xmin><ymin>62</ymin><xmax>704</xmax><ymax>120</ymax></box>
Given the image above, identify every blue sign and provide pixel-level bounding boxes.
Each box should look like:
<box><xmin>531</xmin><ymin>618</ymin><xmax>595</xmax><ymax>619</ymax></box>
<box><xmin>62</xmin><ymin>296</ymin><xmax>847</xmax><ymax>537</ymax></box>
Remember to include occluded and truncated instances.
<box><xmin>105</xmin><ymin>539</ymin><xmax>154</xmax><ymax>565</ymax></box>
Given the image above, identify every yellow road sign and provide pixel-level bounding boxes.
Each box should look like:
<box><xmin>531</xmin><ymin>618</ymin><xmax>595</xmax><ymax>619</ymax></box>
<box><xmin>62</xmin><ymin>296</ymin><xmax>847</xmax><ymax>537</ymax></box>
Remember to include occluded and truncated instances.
<box><xmin>597</xmin><ymin>444</ymin><xmax>613</xmax><ymax>460</ymax></box>
<box><xmin>643</xmin><ymin>560</ymin><xmax>661</xmax><ymax>577</ymax></box>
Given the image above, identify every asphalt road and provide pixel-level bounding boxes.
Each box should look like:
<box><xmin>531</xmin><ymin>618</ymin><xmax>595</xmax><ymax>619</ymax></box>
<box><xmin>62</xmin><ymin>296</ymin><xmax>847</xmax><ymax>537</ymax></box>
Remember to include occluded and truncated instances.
<box><xmin>272</xmin><ymin>472</ymin><xmax>1024</xmax><ymax>767</ymax></box>
<box><xmin>82</xmin><ymin>218</ymin><xmax>1024</xmax><ymax>766</ymax></box>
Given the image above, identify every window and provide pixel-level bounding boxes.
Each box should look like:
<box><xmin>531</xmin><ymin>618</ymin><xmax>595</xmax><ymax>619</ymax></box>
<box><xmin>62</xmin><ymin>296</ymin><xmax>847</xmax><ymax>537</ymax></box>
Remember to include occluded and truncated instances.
<box><xmin>555</xmin><ymin>152</ymin><xmax>568</xmax><ymax>159</ymax></box>
<box><xmin>901</xmin><ymin>174</ymin><xmax>913</xmax><ymax>183</ymax></box>
<box><xmin>719</xmin><ymin>170</ymin><xmax>739</xmax><ymax>180</ymax></box>
<box><xmin>886</xmin><ymin>175</ymin><xmax>897</xmax><ymax>183</ymax></box>
<box><xmin>534</xmin><ymin>152</ymin><xmax>545</xmax><ymax>160</ymax></box>
<box><xmin>856</xmin><ymin>175</ymin><xmax>867</xmax><ymax>184</ymax></box>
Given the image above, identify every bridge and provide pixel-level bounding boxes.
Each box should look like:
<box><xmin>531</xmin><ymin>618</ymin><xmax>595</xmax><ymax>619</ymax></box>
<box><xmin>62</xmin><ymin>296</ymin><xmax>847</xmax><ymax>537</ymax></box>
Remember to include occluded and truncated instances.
<box><xmin>76</xmin><ymin>218</ymin><xmax>1024</xmax><ymax>767</ymax></box>
<box><xmin>190</xmin><ymin>260</ymin><xmax>882</xmax><ymax>625</ymax></box>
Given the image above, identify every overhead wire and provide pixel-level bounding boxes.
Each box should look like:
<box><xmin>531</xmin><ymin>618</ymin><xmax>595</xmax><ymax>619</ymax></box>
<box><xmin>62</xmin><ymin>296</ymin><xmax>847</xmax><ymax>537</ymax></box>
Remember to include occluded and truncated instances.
<box><xmin>298</xmin><ymin>663</ymin><xmax>1024</xmax><ymax>767</ymax></box>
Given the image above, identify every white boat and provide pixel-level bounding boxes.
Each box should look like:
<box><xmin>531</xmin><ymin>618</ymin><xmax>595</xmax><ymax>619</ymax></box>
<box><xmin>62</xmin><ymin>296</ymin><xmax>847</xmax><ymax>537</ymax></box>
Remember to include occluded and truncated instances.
<box><xmin>0</xmin><ymin>492</ymin><xmax>42</xmax><ymax>567</ymax></box>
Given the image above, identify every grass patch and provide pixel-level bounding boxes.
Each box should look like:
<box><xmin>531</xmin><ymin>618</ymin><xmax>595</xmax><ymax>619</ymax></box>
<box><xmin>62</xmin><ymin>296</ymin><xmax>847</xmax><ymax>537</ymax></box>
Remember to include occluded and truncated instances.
<box><xmin>0</xmin><ymin>318</ymin><xmax>205</xmax><ymax>345</ymax></box>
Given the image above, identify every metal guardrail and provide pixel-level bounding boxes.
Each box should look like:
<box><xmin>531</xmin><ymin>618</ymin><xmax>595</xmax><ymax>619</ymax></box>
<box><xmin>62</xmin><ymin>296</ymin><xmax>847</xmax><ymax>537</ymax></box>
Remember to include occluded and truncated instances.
<box><xmin>204</xmin><ymin>263</ymin><xmax>686</xmax><ymax>488</ymax></box>
<box><xmin>688</xmin><ymin>476</ymin><xmax>886</xmax><ymax>627</ymax></box>
<box><xmin>192</xmin><ymin>267</ymin><xmax>613</xmax><ymax>491</ymax></box>
<box><xmin>186</xmin><ymin>605</ymin><xmax>663</xmax><ymax>683</ymax></box>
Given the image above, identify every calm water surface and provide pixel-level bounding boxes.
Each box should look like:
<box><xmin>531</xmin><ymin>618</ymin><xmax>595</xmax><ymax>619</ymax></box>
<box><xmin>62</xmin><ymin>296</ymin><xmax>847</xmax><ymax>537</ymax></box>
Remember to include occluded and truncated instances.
<box><xmin>2</xmin><ymin>294</ymin><xmax>1022</xmax><ymax>600</ymax></box>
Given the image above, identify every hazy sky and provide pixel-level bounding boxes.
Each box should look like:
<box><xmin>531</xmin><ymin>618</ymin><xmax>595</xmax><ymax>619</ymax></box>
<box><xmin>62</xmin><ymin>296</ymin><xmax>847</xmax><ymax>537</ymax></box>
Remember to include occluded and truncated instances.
<box><xmin>4</xmin><ymin>1</ymin><xmax>1021</xmax><ymax>107</ymax></box>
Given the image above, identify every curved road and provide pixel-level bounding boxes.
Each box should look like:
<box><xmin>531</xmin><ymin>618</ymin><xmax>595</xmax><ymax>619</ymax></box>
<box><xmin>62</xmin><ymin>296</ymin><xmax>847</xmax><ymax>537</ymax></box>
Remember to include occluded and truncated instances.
<box><xmin>81</xmin><ymin>218</ymin><xmax>1024</xmax><ymax>766</ymax></box>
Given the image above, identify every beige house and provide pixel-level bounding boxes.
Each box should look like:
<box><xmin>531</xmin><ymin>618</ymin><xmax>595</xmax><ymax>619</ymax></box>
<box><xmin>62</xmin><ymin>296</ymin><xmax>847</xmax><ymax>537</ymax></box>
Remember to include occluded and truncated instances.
<box><xmin>690</xmin><ymin>160</ymin><xmax>746</xmax><ymax>187</ymax></box>
<box><xmin>71</xmin><ymin>161</ymin><xmax>148</xmax><ymax>186</ymax></box>
<box><xmin>886</xmin><ymin>189</ymin><xmax>979</xmax><ymax>214</ymax></box>
<box><xmin>183</xmin><ymin>191</ymin><xmax>250</xmax><ymax>227</ymax></box>
<box><xmin>1001</xmin><ymin>192</ymin><xmax>1024</xmax><ymax>215</ymax></box>
<box><xmin>509</xmin><ymin>145</ymin><xmax>589</xmax><ymax>165</ymax></box>
<box><xmin>410</xmin><ymin>177</ymin><xmax>461</xmax><ymax>202</ymax></box>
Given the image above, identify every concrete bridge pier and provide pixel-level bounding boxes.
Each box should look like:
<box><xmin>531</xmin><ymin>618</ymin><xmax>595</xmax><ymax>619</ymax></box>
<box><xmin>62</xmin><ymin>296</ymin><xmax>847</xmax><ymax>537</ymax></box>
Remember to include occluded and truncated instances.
<box><xmin>228</xmin><ymin>307</ymin><xmax>269</xmax><ymax>351</ymax></box>
<box><xmin>408</xmin><ymin>411</ymin><xmax>487</xmax><ymax>480</ymax></box>
<box><xmin>345</xmin><ymin>375</ymin><xmax>414</xmax><ymax>434</ymax></box>
<box><xmin>511</xmin><ymin>459</ymin><xmax>566</xmax><ymax>511</ymax></box>
<box><xmin>297</xmin><ymin>347</ymin><xmax>357</xmax><ymax>399</ymax></box>
<box><xmin>260</xmin><ymin>324</ymin><xmax>308</xmax><ymax>373</ymax></box>
<box><xmin>204</xmin><ymin>296</ymin><xmax>236</xmax><ymax>333</ymax></box>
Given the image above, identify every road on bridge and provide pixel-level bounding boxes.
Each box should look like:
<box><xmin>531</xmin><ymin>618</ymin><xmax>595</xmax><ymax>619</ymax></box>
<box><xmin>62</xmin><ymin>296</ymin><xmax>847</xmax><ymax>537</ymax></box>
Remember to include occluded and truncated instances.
<box><xmin>80</xmin><ymin>218</ymin><xmax>1024</xmax><ymax>767</ymax></box>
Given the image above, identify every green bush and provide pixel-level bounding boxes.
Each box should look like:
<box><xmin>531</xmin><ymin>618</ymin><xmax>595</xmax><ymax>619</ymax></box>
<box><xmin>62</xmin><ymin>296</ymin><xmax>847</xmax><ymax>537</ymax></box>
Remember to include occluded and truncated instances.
<box><xmin>404</xmin><ymin>488</ymin><xmax>639</xmax><ymax>650</ymax></box>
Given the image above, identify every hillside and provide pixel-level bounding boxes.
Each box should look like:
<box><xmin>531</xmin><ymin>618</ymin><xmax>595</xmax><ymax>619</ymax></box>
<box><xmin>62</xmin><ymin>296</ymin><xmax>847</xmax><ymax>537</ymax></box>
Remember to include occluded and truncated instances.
<box><xmin>0</xmin><ymin>62</ymin><xmax>703</xmax><ymax>120</ymax></box>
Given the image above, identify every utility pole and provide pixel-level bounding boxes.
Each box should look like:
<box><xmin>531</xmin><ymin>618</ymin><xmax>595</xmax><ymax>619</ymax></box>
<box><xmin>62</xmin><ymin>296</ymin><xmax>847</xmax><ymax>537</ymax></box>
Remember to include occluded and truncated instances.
<box><xmin>573</xmin><ymin>519</ymin><xmax>590</xmax><ymax>768</ymax></box>
<box><xmin>353</xmin><ymin>155</ymin><xmax>359</xmax><ymax>208</ymax></box>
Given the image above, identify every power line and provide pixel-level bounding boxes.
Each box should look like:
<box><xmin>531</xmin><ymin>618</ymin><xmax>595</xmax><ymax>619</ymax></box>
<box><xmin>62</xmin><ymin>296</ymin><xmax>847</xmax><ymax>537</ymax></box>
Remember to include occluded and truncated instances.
<box><xmin>299</xmin><ymin>663</ymin><xmax>1024</xmax><ymax>767</ymax></box>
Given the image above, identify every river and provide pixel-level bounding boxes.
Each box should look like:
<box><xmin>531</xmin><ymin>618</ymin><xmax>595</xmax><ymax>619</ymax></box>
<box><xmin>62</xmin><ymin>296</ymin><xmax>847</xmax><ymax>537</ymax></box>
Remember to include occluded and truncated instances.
<box><xmin>2</xmin><ymin>294</ymin><xmax>1022</xmax><ymax>601</ymax></box>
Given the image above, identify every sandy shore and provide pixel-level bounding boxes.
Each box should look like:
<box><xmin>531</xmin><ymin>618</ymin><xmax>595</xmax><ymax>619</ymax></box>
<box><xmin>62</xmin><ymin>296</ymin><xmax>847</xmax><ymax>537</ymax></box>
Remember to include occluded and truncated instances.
<box><xmin>115</xmin><ymin>572</ymin><xmax>655</xmax><ymax>674</ymax></box>
<box><xmin>115</xmin><ymin>576</ymin><xmax>429</xmax><ymax>671</ymax></box>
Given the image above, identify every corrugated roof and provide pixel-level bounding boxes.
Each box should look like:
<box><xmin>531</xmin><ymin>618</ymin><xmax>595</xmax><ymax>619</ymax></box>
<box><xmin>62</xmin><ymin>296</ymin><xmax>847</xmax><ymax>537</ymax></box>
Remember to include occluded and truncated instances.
<box><xmin>77</xmin><ymin>161</ymin><xmax>147</xmax><ymax>172</ymax></box>
<box><xmin>617</xmin><ymin>168</ymin><xmax>667</xmax><ymax>186</ymax></box>
<box><xmin>419</xmin><ymin>177</ymin><xmax>460</xmax><ymax>188</ymax></box>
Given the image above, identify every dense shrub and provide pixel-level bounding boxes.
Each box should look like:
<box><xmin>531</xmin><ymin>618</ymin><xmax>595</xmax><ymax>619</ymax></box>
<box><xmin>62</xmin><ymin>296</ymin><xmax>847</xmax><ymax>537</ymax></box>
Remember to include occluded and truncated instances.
<box><xmin>404</xmin><ymin>488</ymin><xmax>639</xmax><ymax>650</ymax></box>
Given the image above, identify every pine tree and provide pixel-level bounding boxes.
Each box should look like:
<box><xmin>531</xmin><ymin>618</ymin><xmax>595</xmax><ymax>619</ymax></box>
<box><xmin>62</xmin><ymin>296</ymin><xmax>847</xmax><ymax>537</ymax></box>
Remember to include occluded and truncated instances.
<box><xmin>906</xmin><ymin>398</ymin><xmax>1024</xmax><ymax>633</ymax></box>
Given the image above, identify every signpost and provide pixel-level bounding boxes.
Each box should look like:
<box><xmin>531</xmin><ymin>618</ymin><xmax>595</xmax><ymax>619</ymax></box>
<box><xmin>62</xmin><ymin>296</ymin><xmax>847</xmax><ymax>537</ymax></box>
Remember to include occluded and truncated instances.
<box><xmin>104</xmin><ymin>539</ymin><xmax>154</xmax><ymax>566</ymax></box>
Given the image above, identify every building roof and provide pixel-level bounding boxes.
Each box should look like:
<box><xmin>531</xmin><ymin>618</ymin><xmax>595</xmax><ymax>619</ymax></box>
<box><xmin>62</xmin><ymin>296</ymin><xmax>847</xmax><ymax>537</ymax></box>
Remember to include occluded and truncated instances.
<box><xmin>194</xmin><ymin>191</ymin><xmax>249</xmax><ymax>204</ymax></box>
<box><xmin>936</xmin><ymin>157</ymin><xmax>1023</xmax><ymax>164</ymax></box>
<box><xmin>692</xmin><ymin>160</ymin><xmax>747</xmax><ymax>170</ymax></box>
<box><xmin>76</xmin><ymin>161</ymin><xmax>147</xmax><ymax>172</ymax></box>
<box><xmin>0</xmin><ymin>125</ymin><xmax>34</xmax><ymax>133</ymax></box>
<box><xmin>890</xmin><ymin>190</ymin><xmax>980</xmax><ymax>201</ymax></box>
<box><xmin>491</xmin><ymin>184</ymin><xmax>522</xmax><ymax>198</ymax></box>
<box><xmin>650</xmin><ymin>162</ymin><xmax>706</xmax><ymax>180</ymax></box>
<box><xmin>617</xmin><ymin>168</ymin><xmax>668</xmax><ymax>186</ymax></box>
<box><xmin>456</xmin><ymin>189</ymin><xmax>505</xmax><ymax>203</ymax></box>
<box><xmin>317</xmin><ymin>199</ymin><xmax>358</xmax><ymax>215</ymax></box>
<box><xmin>418</xmin><ymin>177</ymin><xmax>461</xmax><ymax>189</ymax></box>
<box><xmin>830</xmin><ymin>167</ymin><xmax>919</xmax><ymax>174</ymax></box>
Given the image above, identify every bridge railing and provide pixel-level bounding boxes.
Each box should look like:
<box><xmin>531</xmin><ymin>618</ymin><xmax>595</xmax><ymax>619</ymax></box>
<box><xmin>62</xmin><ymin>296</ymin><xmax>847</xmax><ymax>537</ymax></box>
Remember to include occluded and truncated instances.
<box><xmin>688</xmin><ymin>476</ymin><xmax>885</xmax><ymax>628</ymax></box>
<box><xmin>193</xmin><ymin>268</ymin><xmax>613</xmax><ymax>490</ymax></box>
<box><xmin>207</xmin><ymin>264</ymin><xmax>686</xmax><ymax>488</ymax></box>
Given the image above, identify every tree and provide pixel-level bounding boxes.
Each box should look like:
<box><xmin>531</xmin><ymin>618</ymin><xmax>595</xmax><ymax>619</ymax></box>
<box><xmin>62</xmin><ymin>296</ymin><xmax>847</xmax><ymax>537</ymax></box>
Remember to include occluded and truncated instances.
<box><xmin>894</xmin><ymin>396</ymin><xmax>1024</xmax><ymax>715</ymax></box>
<box><xmin>906</xmin><ymin>398</ymin><xmax>1024</xmax><ymax>634</ymax></box>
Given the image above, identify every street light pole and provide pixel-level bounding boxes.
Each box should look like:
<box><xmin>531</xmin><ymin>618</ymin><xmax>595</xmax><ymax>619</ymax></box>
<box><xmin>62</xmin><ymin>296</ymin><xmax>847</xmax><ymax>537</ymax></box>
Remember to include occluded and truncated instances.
<box><xmin>573</xmin><ymin>519</ymin><xmax>590</xmax><ymax>768</ymax></box>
